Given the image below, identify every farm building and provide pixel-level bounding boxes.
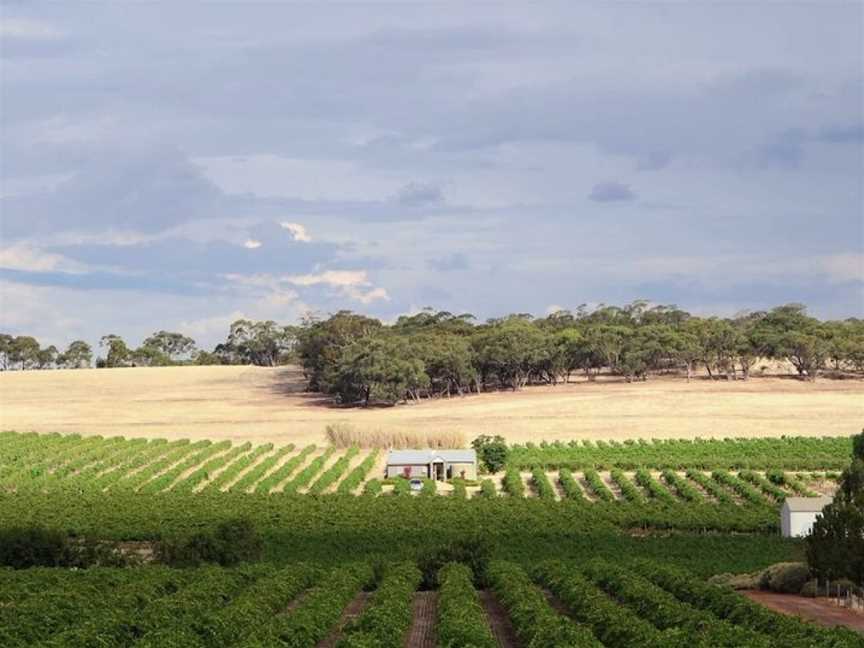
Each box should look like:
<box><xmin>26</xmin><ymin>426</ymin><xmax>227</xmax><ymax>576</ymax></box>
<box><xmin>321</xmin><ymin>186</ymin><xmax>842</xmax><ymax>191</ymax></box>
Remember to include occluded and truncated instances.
<box><xmin>780</xmin><ymin>496</ymin><xmax>833</xmax><ymax>538</ymax></box>
<box><xmin>385</xmin><ymin>449</ymin><xmax>477</xmax><ymax>481</ymax></box>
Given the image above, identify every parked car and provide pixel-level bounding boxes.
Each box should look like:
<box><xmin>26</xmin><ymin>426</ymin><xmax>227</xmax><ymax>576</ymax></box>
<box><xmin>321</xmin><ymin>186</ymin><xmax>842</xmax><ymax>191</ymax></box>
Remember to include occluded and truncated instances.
<box><xmin>409</xmin><ymin>478</ymin><xmax>423</xmax><ymax>492</ymax></box>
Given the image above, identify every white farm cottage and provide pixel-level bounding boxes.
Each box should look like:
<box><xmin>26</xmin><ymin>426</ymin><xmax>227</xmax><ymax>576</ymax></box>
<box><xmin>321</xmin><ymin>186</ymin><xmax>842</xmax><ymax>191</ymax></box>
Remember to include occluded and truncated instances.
<box><xmin>780</xmin><ymin>496</ymin><xmax>833</xmax><ymax>538</ymax></box>
<box><xmin>385</xmin><ymin>449</ymin><xmax>478</xmax><ymax>481</ymax></box>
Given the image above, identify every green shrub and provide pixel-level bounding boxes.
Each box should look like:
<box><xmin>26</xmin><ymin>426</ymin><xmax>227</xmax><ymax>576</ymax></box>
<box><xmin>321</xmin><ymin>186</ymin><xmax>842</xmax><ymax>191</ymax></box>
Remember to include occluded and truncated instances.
<box><xmin>437</xmin><ymin>563</ymin><xmax>497</xmax><ymax>648</ymax></box>
<box><xmin>708</xmin><ymin>571</ymin><xmax>760</xmax><ymax>590</ymax></box>
<box><xmin>799</xmin><ymin>579</ymin><xmax>819</xmax><ymax>597</ymax></box>
<box><xmin>472</xmin><ymin>435</ymin><xmax>508</xmax><ymax>473</ymax></box>
<box><xmin>156</xmin><ymin>518</ymin><xmax>262</xmax><ymax>567</ymax></box>
<box><xmin>759</xmin><ymin>562</ymin><xmax>810</xmax><ymax>594</ymax></box>
<box><xmin>418</xmin><ymin>537</ymin><xmax>492</xmax><ymax>590</ymax></box>
<box><xmin>0</xmin><ymin>526</ymin><xmax>70</xmax><ymax>568</ymax></box>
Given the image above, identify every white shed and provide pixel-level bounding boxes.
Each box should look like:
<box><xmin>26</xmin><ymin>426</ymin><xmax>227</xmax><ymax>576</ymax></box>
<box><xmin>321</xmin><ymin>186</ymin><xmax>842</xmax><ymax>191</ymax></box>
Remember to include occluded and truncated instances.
<box><xmin>780</xmin><ymin>496</ymin><xmax>833</xmax><ymax>538</ymax></box>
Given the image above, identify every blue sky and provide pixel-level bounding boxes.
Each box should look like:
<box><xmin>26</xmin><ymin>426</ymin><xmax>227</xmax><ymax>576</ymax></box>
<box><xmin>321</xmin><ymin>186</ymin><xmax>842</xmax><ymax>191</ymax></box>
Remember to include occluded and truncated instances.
<box><xmin>1</xmin><ymin>3</ymin><xmax>862</xmax><ymax>350</ymax></box>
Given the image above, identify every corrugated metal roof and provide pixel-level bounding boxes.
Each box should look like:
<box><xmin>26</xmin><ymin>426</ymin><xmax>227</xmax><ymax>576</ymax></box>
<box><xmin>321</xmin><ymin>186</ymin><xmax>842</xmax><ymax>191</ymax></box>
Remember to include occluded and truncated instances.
<box><xmin>386</xmin><ymin>449</ymin><xmax>476</xmax><ymax>464</ymax></box>
<box><xmin>782</xmin><ymin>496</ymin><xmax>833</xmax><ymax>512</ymax></box>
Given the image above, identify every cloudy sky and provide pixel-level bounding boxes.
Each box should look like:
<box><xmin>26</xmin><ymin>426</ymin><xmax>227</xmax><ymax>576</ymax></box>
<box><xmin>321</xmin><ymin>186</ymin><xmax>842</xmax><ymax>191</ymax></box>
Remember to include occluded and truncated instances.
<box><xmin>1</xmin><ymin>3</ymin><xmax>862</xmax><ymax>350</ymax></box>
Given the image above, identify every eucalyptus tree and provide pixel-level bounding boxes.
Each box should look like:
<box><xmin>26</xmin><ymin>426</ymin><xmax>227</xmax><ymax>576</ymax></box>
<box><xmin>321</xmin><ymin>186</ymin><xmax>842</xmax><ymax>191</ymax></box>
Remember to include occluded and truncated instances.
<box><xmin>141</xmin><ymin>330</ymin><xmax>197</xmax><ymax>363</ymax></box>
<box><xmin>328</xmin><ymin>334</ymin><xmax>428</xmax><ymax>405</ymax></box>
<box><xmin>99</xmin><ymin>334</ymin><xmax>130</xmax><ymax>368</ymax></box>
<box><xmin>298</xmin><ymin>311</ymin><xmax>382</xmax><ymax>389</ymax></box>
<box><xmin>59</xmin><ymin>340</ymin><xmax>93</xmax><ymax>369</ymax></box>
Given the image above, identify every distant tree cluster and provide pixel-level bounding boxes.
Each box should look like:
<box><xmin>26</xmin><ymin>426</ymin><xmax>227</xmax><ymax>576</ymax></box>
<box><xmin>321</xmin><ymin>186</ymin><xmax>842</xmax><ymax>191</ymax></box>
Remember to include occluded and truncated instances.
<box><xmin>3</xmin><ymin>304</ymin><xmax>862</xmax><ymax>402</ymax></box>
<box><xmin>0</xmin><ymin>319</ymin><xmax>298</xmax><ymax>371</ymax></box>
<box><xmin>0</xmin><ymin>335</ymin><xmax>93</xmax><ymax>370</ymax></box>
<box><xmin>295</xmin><ymin>302</ymin><xmax>864</xmax><ymax>405</ymax></box>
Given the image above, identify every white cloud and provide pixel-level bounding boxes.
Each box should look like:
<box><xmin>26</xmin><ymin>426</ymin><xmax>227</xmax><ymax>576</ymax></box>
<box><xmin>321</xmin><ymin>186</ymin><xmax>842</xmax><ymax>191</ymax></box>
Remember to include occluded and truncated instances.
<box><xmin>280</xmin><ymin>222</ymin><xmax>312</xmax><ymax>242</ymax></box>
<box><xmin>347</xmin><ymin>285</ymin><xmax>390</xmax><ymax>304</ymax></box>
<box><xmin>0</xmin><ymin>18</ymin><xmax>62</xmax><ymax>40</ymax></box>
<box><xmin>285</xmin><ymin>269</ymin><xmax>369</xmax><ymax>288</ymax></box>
<box><xmin>0</xmin><ymin>243</ymin><xmax>88</xmax><ymax>273</ymax></box>
<box><xmin>243</xmin><ymin>239</ymin><xmax>262</xmax><ymax>249</ymax></box>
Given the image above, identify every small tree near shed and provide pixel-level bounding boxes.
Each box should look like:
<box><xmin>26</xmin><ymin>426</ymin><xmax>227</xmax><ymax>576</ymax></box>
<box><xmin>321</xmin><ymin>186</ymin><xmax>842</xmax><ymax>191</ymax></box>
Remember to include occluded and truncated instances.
<box><xmin>472</xmin><ymin>435</ymin><xmax>509</xmax><ymax>473</ymax></box>
<box><xmin>806</xmin><ymin>430</ymin><xmax>864</xmax><ymax>585</ymax></box>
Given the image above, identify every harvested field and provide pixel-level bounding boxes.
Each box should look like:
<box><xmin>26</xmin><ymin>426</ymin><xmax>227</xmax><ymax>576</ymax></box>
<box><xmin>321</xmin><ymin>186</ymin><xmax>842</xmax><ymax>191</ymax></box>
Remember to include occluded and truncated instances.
<box><xmin>0</xmin><ymin>364</ymin><xmax>862</xmax><ymax>446</ymax></box>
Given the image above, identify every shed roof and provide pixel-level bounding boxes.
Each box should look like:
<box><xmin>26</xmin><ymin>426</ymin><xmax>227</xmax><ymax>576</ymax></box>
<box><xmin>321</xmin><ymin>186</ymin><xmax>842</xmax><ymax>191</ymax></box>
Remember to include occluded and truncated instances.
<box><xmin>386</xmin><ymin>449</ymin><xmax>476</xmax><ymax>465</ymax></box>
<box><xmin>782</xmin><ymin>496</ymin><xmax>833</xmax><ymax>513</ymax></box>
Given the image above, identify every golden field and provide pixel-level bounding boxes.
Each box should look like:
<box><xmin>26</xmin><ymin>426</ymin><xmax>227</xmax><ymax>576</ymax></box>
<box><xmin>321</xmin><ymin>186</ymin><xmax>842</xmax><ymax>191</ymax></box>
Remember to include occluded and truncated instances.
<box><xmin>0</xmin><ymin>365</ymin><xmax>861</xmax><ymax>446</ymax></box>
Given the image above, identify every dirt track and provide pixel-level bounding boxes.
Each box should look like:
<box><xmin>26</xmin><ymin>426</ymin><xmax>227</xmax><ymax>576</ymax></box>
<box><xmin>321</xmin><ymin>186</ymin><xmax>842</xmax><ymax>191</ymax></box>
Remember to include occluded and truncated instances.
<box><xmin>0</xmin><ymin>365</ymin><xmax>861</xmax><ymax>445</ymax></box>
<box><xmin>742</xmin><ymin>590</ymin><xmax>864</xmax><ymax>633</ymax></box>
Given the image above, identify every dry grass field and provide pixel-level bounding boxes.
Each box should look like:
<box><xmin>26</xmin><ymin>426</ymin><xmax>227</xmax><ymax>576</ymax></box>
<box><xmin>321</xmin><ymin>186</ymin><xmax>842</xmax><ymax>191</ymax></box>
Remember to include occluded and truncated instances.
<box><xmin>1</xmin><ymin>365</ymin><xmax>862</xmax><ymax>446</ymax></box>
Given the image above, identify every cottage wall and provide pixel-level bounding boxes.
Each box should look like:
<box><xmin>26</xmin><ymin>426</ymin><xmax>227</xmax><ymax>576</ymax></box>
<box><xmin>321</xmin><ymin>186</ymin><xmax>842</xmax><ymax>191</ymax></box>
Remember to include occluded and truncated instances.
<box><xmin>448</xmin><ymin>462</ymin><xmax>477</xmax><ymax>480</ymax></box>
<box><xmin>386</xmin><ymin>464</ymin><xmax>429</xmax><ymax>478</ymax></box>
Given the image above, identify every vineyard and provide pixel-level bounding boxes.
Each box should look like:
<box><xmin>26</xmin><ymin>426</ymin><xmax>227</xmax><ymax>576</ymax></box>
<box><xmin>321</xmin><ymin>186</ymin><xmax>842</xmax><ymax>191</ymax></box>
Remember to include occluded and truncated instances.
<box><xmin>2</xmin><ymin>557</ymin><xmax>861</xmax><ymax>647</ymax></box>
<box><xmin>0</xmin><ymin>431</ymin><xmax>845</xmax><ymax>500</ymax></box>
<box><xmin>0</xmin><ymin>431</ymin><xmax>847</xmax><ymax>539</ymax></box>
<box><xmin>1</xmin><ymin>430</ymin><xmax>860</xmax><ymax>646</ymax></box>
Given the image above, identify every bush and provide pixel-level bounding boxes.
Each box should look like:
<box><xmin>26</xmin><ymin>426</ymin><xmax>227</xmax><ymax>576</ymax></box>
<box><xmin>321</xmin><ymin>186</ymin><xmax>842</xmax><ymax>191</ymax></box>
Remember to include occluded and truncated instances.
<box><xmin>0</xmin><ymin>526</ymin><xmax>71</xmax><ymax>568</ymax></box>
<box><xmin>0</xmin><ymin>527</ymin><xmax>132</xmax><ymax>569</ymax></box>
<box><xmin>418</xmin><ymin>537</ymin><xmax>492</xmax><ymax>590</ymax></box>
<box><xmin>156</xmin><ymin>518</ymin><xmax>263</xmax><ymax>567</ymax></box>
<box><xmin>799</xmin><ymin>579</ymin><xmax>819</xmax><ymax>597</ymax></box>
<box><xmin>472</xmin><ymin>435</ymin><xmax>508</xmax><ymax>473</ymax></box>
<box><xmin>759</xmin><ymin>562</ymin><xmax>810</xmax><ymax>594</ymax></box>
<box><xmin>708</xmin><ymin>571</ymin><xmax>760</xmax><ymax>590</ymax></box>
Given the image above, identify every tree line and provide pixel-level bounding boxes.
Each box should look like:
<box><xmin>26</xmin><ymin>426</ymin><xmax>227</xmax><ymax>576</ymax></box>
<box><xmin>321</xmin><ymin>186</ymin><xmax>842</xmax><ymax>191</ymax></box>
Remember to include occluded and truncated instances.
<box><xmin>2</xmin><ymin>303</ymin><xmax>863</xmax><ymax>406</ymax></box>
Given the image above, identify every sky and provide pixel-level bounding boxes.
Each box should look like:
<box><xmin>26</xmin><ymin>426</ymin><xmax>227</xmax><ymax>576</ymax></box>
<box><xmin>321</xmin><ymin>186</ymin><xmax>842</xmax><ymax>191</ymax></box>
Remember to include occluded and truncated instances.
<box><xmin>1</xmin><ymin>3</ymin><xmax>862</xmax><ymax>351</ymax></box>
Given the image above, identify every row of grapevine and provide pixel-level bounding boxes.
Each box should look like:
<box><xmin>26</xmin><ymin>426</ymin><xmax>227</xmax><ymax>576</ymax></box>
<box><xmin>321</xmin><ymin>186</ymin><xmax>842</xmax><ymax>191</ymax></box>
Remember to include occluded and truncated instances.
<box><xmin>739</xmin><ymin>469</ymin><xmax>787</xmax><ymax>502</ymax></box>
<box><xmin>711</xmin><ymin>470</ymin><xmax>770</xmax><ymax>506</ymax></box>
<box><xmin>112</xmin><ymin>440</ymin><xmax>211</xmax><ymax>492</ymax></box>
<box><xmin>254</xmin><ymin>444</ymin><xmax>316</xmax><ymax>494</ymax></box>
<box><xmin>660</xmin><ymin>469</ymin><xmax>704</xmax><ymax>503</ymax></box>
<box><xmin>533</xmin><ymin>561</ymin><xmax>673</xmax><ymax>647</ymax></box>
<box><xmin>629</xmin><ymin>559</ymin><xmax>862</xmax><ymax>647</ymax></box>
<box><xmin>336</xmin><ymin>450</ymin><xmax>379</xmax><ymax>494</ymax></box>
<box><xmin>337</xmin><ymin>562</ymin><xmax>421</xmax><ymax>647</ymax></box>
<box><xmin>488</xmin><ymin>561</ymin><xmax>601</xmax><ymax>647</ymax></box>
<box><xmin>201</xmin><ymin>442</ymin><xmax>276</xmax><ymax>492</ymax></box>
<box><xmin>283</xmin><ymin>447</ymin><xmax>336</xmax><ymax>494</ymax></box>
<box><xmin>250</xmin><ymin>563</ymin><xmax>374</xmax><ymax>647</ymax></box>
<box><xmin>171</xmin><ymin>441</ymin><xmax>252</xmax><ymax>494</ymax></box>
<box><xmin>436</xmin><ymin>563</ymin><xmax>496</xmax><ymax>648</ymax></box>
<box><xmin>581</xmin><ymin>559</ymin><xmax>773</xmax><ymax>646</ymax></box>
<box><xmin>531</xmin><ymin>466</ymin><xmax>556</xmax><ymax>499</ymax></box>
<box><xmin>308</xmin><ymin>446</ymin><xmax>359</xmax><ymax>494</ymax></box>
<box><xmin>558</xmin><ymin>468</ymin><xmax>585</xmax><ymax>500</ymax></box>
<box><xmin>137</xmin><ymin>440</ymin><xmax>232</xmax><ymax>494</ymax></box>
<box><xmin>583</xmin><ymin>469</ymin><xmax>615</xmax><ymax>501</ymax></box>
<box><xmin>502</xmin><ymin>467</ymin><xmax>525</xmax><ymax>497</ymax></box>
<box><xmin>634</xmin><ymin>469</ymin><xmax>677</xmax><ymax>505</ymax></box>
<box><xmin>610</xmin><ymin>468</ymin><xmax>644</xmax><ymax>503</ymax></box>
<box><xmin>510</xmin><ymin>435</ymin><xmax>855</xmax><ymax>470</ymax></box>
<box><xmin>92</xmin><ymin>439</ymin><xmax>189</xmax><ymax>490</ymax></box>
